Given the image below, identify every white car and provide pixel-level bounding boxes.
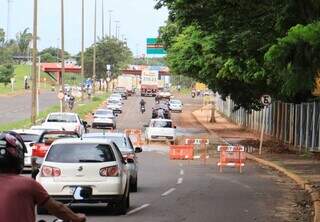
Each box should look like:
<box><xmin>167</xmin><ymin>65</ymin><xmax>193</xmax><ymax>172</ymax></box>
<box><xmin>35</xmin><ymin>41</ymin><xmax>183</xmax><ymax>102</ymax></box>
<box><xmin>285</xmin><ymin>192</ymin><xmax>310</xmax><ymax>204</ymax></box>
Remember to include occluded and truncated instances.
<box><xmin>169</xmin><ymin>99</ymin><xmax>183</xmax><ymax>112</ymax></box>
<box><xmin>12</xmin><ymin>129</ymin><xmax>43</xmax><ymax>170</ymax></box>
<box><xmin>92</xmin><ymin>109</ymin><xmax>117</xmax><ymax>129</ymax></box>
<box><xmin>83</xmin><ymin>132</ymin><xmax>142</xmax><ymax>192</ymax></box>
<box><xmin>106</xmin><ymin>100</ymin><xmax>123</xmax><ymax>113</ymax></box>
<box><xmin>30</xmin><ymin>125</ymin><xmax>65</xmax><ymax>131</ymax></box>
<box><xmin>41</xmin><ymin>112</ymin><xmax>87</xmax><ymax>135</ymax></box>
<box><xmin>36</xmin><ymin>138</ymin><xmax>130</xmax><ymax>215</ymax></box>
<box><xmin>145</xmin><ymin>119</ymin><xmax>177</xmax><ymax>144</ymax></box>
<box><xmin>109</xmin><ymin>94</ymin><xmax>123</xmax><ymax>103</ymax></box>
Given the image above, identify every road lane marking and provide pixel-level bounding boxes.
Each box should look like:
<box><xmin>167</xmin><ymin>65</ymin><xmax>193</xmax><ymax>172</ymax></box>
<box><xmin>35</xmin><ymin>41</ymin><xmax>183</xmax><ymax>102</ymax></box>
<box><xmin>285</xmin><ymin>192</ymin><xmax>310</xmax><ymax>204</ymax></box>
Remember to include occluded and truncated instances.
<box><xmin>126</xmin><ymin>204</ymin><xmax>150</xmax><ymax>215</ymax></box>
<box><xmin>161</xmin><ymin>188</ymin><xmax>176</xmax><ymax>197</ymax></box>
<box><xmin>179</xmin><ymin>163</ymin><xmax>183</xmax><ymax>167</ymax></box>
<box><xmin>177</xmin><ymin>178</ymin><xmax>183</xmax><ymax>184</ymax></box>
<box><xmin>180</xmin><ymin>169</ymin><xmax>184</xmax><ymax>175</ymax></box>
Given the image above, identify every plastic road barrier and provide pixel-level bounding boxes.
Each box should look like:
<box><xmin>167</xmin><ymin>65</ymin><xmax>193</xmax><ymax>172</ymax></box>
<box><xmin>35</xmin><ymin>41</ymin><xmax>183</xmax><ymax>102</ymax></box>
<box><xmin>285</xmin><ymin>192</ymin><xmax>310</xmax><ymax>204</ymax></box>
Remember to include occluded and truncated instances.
<box><xmin>217</xmin><ymin>145</ymin><xmax>246</xmax><ymax>173</ymax></box>
<box><xmin>124</xmin><ymin>129</ymin><xmax>143</xmax><ymax>147</ymax></box>
<box><xmin>169</xmin><ymin>145</ymin><xmax>194</xmax><ymax>160</ymax></box>
<box><xmin>185</xmin><ymin>138</ymin><xmax>210</xmax><ymax>165</ymax></box>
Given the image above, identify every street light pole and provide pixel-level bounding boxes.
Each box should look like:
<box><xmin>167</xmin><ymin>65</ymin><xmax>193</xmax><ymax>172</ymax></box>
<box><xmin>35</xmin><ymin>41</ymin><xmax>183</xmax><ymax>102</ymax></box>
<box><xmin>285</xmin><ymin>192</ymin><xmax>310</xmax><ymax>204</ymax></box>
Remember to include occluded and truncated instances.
<box><xmin>60</xmin><ymin>0</ymin><xmax>65</xmax><ymax>111</ymax></box>
<box><xmin>108</xmin><ymin>10</ymin><xmax>112</xmax><ymax>37</ymax></box>
<box><xmin>81</xmin><ymin>0</ymin><xmax>85</xmax><ymax>100</ymax></box>
<box><xmin>31</xmin><ymin>0</ymin><xmax>38</xmax><ymax>124</ymax></box>
<box><xmin>92</xmin><ymin>0</ymin><xmax>97</xmax><ymax>94</ymax></box>
<box><xmin>101</xmin><ymin>0</ymin><xmax>104</xmax><ymax>38</ymax></box>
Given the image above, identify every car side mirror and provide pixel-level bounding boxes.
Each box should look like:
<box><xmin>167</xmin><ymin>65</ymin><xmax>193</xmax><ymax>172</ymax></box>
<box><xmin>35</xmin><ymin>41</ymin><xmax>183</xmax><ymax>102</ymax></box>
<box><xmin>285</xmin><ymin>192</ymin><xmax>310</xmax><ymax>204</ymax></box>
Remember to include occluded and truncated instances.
<box><xmin>135</xmin><ymin>147</ymin><xmax>142</xmax><ymax>153</ymax></box>
<box><xmin>82</xmin><ymin>120</ymin><xmax>88</xmax><ymax>126</ymax></box>
<box><xmin>143</xmin><ymin>124</ymin><xmax>149</xmax><ymax>128</ymax></box>
<box><xmin>91</xmin><ymin>112</ymin><xmax>94</xmax><ymax>115</ymax></box>
<box><xmin>174</xmin><ymin>125</ymin><xmax>177</xmax><ymax>129</ymax></box>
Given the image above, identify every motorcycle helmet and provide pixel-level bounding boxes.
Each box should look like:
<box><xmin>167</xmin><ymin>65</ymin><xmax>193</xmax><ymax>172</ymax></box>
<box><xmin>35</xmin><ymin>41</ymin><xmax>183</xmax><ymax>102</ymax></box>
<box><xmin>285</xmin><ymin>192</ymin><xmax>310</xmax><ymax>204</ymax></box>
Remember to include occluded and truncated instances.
<box><xmin>0</xmin><ymin>131</ymin><xmax>27</xmax><ymax>174</ymax></box>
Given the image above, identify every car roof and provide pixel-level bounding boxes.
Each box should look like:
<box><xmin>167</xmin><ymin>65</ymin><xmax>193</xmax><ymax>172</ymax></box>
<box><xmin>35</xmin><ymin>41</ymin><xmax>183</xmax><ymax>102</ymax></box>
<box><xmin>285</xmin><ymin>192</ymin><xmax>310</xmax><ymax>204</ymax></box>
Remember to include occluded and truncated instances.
<box><xmin>47</xmin><ymin>112</ymin><xmax>77</xmax><ymax>116</ymax></box>
<box><xmin>12</xmin><ymin>129</ymin><xmax>43</xmax><ymax>135</ymax></box>
<box><xmin>150</xmin><ymin>119</ymin><xmax>173</xmax><ymax>122</ymax></box>
<box><xmin>83</xmin><ymin>132</ymin><xmax>126</xmax><ymax>138</ymax></box>
<box><xmin>52</xmin><ymin>138</ymin><xmax>115</xmax><ymax>145</ymax></box>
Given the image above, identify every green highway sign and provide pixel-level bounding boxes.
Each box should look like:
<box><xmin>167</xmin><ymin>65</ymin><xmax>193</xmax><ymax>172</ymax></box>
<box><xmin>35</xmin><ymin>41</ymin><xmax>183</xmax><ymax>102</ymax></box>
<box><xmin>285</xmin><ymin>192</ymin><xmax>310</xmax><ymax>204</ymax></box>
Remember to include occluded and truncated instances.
<box><xmin>146</xmin><ymin>38</ymin><xmax>166</xmax><ymax>55</ymax></box>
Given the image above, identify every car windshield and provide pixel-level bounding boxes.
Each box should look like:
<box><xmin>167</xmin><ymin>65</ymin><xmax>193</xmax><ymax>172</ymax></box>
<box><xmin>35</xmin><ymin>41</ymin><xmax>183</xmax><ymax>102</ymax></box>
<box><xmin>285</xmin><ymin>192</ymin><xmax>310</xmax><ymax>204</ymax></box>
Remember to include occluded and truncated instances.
<box><xmin>20</xmin><ymin>133</ymin><xmax>40</xmax><ymax>142</ymax></box>
<box><xmin>151</xmin><ymin>121</ymin><xmax>172</xmax><ymax>128</ymax></box>
<box><xmin>46</xmin><ymin>143</ymin><xmax>115</xmax><ymax>163</ymax></box>
<box><xmin>170</xmin><ymin>100</ymin><xmax>181</xmax><ymax>105</ymax></box>
<box><xmin>47</xmin><ymin>114</ymin><xmax>77</xmax><ymax>123</ymax></box>
<box><xmin>108</xmin><ymin>100</ymin><xmax>120</xmax><ymax>104</ymax></box>
<box><xmin>40</xmin><ymin>133</ymin><xmax>78</xmax><ymax>143</ymax></box>
<box><xmin>96</xmin><ymin>110</ymin><xmax>112</xmax><ymax>115</ymax></box>
<box><xmin>84</xmin><ymin>135</ymin><xmax>131</xmax><ymax>151</ymax></box>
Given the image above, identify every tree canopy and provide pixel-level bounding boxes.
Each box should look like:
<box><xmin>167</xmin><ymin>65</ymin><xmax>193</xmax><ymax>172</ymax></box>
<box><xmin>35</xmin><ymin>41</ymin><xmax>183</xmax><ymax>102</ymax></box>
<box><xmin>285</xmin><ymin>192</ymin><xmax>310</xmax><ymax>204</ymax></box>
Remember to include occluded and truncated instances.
<box><xmin>82</xmin><ymin>37</ymin><xmax>133</xmax><ymax>80</ymax></box>
<box><xmin>156</xmin><ymin>0</ymin><xmax>320</xmax><ymax>109</ymax></box>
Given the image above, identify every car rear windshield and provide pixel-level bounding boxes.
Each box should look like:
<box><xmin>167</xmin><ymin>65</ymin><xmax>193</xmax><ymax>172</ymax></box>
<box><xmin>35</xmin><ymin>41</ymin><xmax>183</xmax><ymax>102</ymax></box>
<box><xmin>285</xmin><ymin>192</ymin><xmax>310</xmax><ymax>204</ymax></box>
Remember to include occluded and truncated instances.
<box><xmin>20</xmin><ymin>134</ymin><xmax>40</xmax><ymax>142</ymax></box>
<box><xmin>95</xmin><ymin>110</ymin><xmax>111</xmax><ymax>115</ymax></box>
<box><xmin>151</xmin><ymin>121</ymin><xmax>172</xmax><ymax>128</ymax></box>
<box><xmin>46</xmin><ymin>143</ymin><xmax>116</xmax><ymax>163</ymax></box>
<box><xmin>40</xmin><ymin>133</ymin><xmax>79</xmax><ymax>143</ymax></box>
<box><xmin>84</xmin><ymin>135</ymin><xmax>132</xmax><ymax>151</ymax></box>
<box><xmin>47</xmin><ymin>114</ymin><xmax>77</xmax><ymax>123</ymax></box>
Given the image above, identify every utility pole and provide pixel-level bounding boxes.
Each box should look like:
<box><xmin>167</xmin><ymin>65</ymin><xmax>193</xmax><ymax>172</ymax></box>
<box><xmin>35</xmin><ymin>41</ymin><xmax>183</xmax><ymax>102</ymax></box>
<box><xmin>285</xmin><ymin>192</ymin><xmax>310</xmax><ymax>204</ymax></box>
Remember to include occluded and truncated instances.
<box><xmin>114</xmin><ymin>20</ymin><xmax>119</xmax><ymax>39</ymax></box>
<box><xmin>60</xmin><ymin>0</ymin><xmax>65</xmax><ymax>111</ymax></box>
<box><xmin>108</xmin><ymin>10</ymin><xmax>112</xmax><ymax>37</ymax></box>
<box><xmin>81</xmin><ymin>0</ymin><xmax>85</xmax><ymax>100</ymax></box>
<box><xmin>92</xmin><ymin>0</ymin><xmax>97</xmax><ymax>94</ymax></box>
<box><xmin>31</xmin><ymin>0</ymin><xmax>38</xmax><ymax>124</ymax></box>
<box><xmin>101</xmin><ymin>0</ymin><xmax>104</xmax><ymax>38</ymax></box>
<box><xmin>7</xmin><ymin>0</ymin><xmax>12</xmax><ymax>40</ymax></box>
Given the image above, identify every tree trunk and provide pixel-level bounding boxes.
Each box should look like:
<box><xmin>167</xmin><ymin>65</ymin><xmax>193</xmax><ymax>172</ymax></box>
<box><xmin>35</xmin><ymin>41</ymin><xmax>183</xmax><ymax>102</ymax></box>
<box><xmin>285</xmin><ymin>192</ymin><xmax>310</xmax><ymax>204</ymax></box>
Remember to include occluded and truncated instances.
<box><xmin>210</xmin><ymin>103</ymin><xmax>216</xmax><ymax>123</ymax></box>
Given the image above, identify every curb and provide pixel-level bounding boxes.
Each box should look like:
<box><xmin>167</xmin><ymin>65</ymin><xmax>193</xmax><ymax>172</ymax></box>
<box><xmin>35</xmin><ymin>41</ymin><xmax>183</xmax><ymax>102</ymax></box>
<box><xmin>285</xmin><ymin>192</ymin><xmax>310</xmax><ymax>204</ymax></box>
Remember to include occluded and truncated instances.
<box><xmin>192</xmin><ymin>109</ymin><xmax>319</xmax><ymax>222</ymax></box>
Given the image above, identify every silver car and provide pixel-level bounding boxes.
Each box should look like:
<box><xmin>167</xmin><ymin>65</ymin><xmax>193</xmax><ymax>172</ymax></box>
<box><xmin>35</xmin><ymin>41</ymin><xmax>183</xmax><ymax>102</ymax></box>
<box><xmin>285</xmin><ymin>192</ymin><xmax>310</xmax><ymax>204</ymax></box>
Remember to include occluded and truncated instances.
<box><xmin>83</xmin><ymin>132</ymin><xmax>142</xmax><ymax>192</ymax></box>
<box><xmin>12</xmin><ymin>129</ymin><xmax>43</xmax><ymax>170</ymax></box>
<box><xmin>92</xmin><ymin>109</ymin><xmax>117</xmax><ymax>129</ymax></box>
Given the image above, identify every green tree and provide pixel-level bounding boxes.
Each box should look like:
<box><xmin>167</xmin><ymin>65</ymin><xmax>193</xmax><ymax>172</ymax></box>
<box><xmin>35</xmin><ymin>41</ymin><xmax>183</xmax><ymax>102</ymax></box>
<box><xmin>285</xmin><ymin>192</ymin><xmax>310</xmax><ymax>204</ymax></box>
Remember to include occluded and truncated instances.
<box><xmin>156</xmin><ymin>0</ymin><xmax>320</xmax><ymax>109</ymax></box>
<box><xmin>39</xmin><ymin>47</ymin><xmax>70</xmax><ymax>62</ymax></box>
<box><xmin>16</xmin><ymin>28</ymin><xmax>32</xmax><ymax>55</ymax></box>
<box><xmin>83</xmin><ymin>37</ymin><xmax>133</xmax><ymax>79</ymax></box>
<box><xmin>0</xmin><ymin>64</ymin><xmax>14</xmax><ymax>86</ymax></box>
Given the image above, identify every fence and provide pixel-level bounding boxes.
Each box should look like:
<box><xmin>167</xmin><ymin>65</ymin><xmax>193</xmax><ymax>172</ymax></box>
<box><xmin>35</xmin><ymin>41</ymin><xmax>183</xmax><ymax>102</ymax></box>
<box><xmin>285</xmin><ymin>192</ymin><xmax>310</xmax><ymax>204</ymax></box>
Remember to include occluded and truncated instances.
<box><xmin>215</xmin><ymin>95</ymin><xmax>320</xmax><ymax>152</ymax></box>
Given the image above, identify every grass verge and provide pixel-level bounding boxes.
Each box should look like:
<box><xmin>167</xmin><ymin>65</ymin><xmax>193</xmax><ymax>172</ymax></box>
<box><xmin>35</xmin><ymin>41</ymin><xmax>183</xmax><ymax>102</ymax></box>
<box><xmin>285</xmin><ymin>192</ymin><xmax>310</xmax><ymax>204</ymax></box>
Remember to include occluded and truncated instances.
<box><xmin>0</xmin><ymin>92</ymin><xmax>109</xmax><ymax>131</ymax></box>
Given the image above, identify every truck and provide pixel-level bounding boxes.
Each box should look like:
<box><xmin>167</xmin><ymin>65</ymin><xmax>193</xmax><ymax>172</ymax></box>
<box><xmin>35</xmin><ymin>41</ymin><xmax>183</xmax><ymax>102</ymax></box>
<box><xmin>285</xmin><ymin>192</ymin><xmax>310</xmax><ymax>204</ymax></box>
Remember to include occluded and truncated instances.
<box><xmin>140</xmin><ymin>70</ymin><xmax>158</xmax><ymax>97</ymax></box>
<box><xmin>117</xmin><ymin>75</ymin><xmax>134</xmax><ymax>96</ymax></box>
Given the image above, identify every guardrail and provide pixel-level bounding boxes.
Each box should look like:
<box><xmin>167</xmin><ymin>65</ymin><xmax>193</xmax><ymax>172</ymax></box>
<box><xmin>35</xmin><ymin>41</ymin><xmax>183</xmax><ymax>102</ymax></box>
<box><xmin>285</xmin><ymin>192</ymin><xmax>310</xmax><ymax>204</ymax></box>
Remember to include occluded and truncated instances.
<box><xmin>215</xmin><ymin>95</ymin><xmax>320</xmax><ymax>152</ymax></box>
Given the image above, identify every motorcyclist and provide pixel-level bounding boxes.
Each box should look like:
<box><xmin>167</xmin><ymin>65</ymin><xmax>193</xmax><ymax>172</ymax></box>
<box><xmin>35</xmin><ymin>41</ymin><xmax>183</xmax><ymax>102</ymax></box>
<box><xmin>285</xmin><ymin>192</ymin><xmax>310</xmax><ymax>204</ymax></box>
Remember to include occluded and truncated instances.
<box><xmin>140</xmin><ymin>98</ymin><xmax>146</xmax><ymax>108</ymax></box>
<box><xmin>68</xmin><ymin>95</ymin><xmax>75</xmax><ymax>110</ymax></box>
<box><xmin>0</xmin><ymin>132</ymin><xmax>86</xmax><ymax>222</ymax></box>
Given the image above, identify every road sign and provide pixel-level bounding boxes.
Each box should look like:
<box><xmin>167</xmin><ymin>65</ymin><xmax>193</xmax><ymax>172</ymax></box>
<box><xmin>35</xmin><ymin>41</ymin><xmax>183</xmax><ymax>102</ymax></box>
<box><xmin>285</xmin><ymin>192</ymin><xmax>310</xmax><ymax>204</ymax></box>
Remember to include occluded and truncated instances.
<box><xmin>146</xmin><ymin>38</ymin><xmax>166</xmax><ymax>55</ymax></box>
<box><xmin>58</xmin><ymin>92</ymin><xmax>64</xmax><ymax>100</ymax></box>
<box><xmin>261</xmin><ymin>95</ymin><xmax>271</xmax><ymax>106</ymax></box>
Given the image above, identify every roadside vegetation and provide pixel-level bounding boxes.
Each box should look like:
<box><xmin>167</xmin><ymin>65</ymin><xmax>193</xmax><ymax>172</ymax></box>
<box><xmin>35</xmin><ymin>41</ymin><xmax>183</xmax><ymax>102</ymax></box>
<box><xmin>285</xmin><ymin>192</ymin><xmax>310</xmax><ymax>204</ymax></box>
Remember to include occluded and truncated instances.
<box><xmin>0</xmin><ymin>93</ymin><xmax>108</xmax><ymax>131</ymax></box>
<box><xmin>156</xmin><ymin>1</ymin><xmax>320</xmax><ymax>110</ymax></box>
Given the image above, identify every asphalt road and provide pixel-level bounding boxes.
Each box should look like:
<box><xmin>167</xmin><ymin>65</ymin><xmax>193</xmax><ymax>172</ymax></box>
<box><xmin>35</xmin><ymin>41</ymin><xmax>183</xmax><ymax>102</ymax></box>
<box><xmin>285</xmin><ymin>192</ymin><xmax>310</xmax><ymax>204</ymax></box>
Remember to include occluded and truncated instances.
<box><xmin>0</xmin><ymin>91</ymin><xmax>59</xmax><ymax>124</ymax></box>
<box><xmin>35</xmin><ymin>95</ymin><xmax>307</xmax><ymax>222</ymax></box>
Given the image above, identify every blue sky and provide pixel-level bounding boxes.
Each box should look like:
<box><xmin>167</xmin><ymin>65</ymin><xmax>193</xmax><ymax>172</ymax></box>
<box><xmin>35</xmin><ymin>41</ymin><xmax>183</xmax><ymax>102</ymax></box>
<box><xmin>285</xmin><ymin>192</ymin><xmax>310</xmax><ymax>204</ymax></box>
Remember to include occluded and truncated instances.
<box><xmin>0</xmin><ymin>0</ymin><xmax>168</xmax><ymax>56</ymax></box>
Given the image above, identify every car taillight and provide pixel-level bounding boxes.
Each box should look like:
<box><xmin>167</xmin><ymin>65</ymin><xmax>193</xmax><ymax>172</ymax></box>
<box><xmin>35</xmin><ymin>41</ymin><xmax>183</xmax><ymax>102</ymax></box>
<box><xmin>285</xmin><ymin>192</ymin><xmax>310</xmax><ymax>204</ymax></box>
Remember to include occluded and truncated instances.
<box><xmin>100</xmin><ymin>166</ymin><xmax>119</xmax><ymax>177</ymax></box>
<box><xmin>41</xmin><ymin>165</ymin><xmax>61</xmax><ymax>177</ymax></box>
<box><xmin>32</xmin><ymin>144</ymin><xmax>49</xmax><ymax>158</ymax></box>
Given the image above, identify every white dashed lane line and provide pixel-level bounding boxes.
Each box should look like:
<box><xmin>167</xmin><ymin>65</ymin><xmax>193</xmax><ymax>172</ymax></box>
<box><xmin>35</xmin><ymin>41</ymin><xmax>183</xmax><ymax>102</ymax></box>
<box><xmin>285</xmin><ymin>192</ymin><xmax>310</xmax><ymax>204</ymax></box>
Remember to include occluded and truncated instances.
<box><xmin>126</xmin><ymin>204</ymin><xmax>150</xmax><ymax>216</ymax></box>
<box><xmin>177</xmin><ymin>177</ymin><xmax>183</xmax><ymax>184</ymax></box>
<box><xmin>180</xmin><ymin>169</ymin><xmax>184</xmax><ymax>175</ymax></box>
<box><xmin>161</xmin><ymin>188</ymin><xmax>176</xmax><ymax>197</ymax></box>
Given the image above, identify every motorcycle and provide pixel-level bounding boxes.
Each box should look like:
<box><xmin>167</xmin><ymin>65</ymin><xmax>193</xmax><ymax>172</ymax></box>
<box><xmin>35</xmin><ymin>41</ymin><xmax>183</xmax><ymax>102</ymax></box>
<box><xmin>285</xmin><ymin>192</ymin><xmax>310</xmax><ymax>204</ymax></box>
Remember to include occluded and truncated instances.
<box><xmin>141</xmin><ymin>105</ymin><xmax>146</xmax><ymax>114</ymax></box>
<box><xmin>37</xmin><ymin>186</ymin><xmax>91</xmax><ymax>222</ymax></box>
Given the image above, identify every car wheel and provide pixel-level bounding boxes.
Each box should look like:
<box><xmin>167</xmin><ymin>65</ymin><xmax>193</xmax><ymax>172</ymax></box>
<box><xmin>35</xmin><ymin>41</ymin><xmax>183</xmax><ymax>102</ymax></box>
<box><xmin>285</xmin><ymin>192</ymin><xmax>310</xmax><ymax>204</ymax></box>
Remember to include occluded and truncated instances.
<box><xmin>130</xmin><ymin>178</ymin><xmax>138</xmax><ymax>192</ymax></box>
<box><xmin>114</xmin><ymin>187</ymin><xmax>130</xmax><ymax>215</ymax></box>
<box><xmin>37</xmin><ymin>206</ymin><xmax>48</xmax><ymax>215</ymax></box>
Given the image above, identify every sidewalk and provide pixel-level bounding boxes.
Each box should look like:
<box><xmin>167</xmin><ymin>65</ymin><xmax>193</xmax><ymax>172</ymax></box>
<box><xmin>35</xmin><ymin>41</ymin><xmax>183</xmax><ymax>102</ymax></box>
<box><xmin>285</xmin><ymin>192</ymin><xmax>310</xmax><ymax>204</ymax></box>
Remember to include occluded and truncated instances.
<box><xmin>193</xmin><ymin>106</ymin><xmax>320</xmax><ymax>221</ymax></box>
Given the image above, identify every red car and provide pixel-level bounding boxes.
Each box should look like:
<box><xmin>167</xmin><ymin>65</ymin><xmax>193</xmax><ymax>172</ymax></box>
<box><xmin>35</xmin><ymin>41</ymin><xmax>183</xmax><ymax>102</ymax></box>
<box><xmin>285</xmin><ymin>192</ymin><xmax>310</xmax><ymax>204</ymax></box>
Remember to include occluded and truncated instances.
<box><xmin>31</xmin><ymin>130</ymin><xmax>79</xmax><ymax>178</ymax></box>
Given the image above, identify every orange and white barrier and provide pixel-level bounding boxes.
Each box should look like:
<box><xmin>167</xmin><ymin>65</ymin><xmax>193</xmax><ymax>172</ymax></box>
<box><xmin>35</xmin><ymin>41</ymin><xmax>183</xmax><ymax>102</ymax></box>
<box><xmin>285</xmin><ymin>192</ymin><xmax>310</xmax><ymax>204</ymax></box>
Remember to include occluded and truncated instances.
<box><xmin>185</xmin><ymin>138</ymin><xmax>210</xmax><ymax>164</ymax></box>
<box><xmin>217</xmin><ymin>145</ymin><xmax>246</xmax><ymax>173</ymax></box>
<box><xmin>124</xmin><ymin>129</ymin><xmax>143</xmax><ymax>147</ymax></box>
<box><xmin>169</xmin><ymin>145</ymin><xmax>194</xmax><ymax>160</ymax></box>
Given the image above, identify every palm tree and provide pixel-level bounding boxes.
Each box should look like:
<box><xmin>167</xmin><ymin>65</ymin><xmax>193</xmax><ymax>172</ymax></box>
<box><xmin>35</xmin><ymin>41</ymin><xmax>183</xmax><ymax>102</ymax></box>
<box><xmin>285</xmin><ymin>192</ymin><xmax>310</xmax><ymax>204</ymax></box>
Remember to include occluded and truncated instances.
<box><xmin>16</xmin><ymin>28</ymin><xmax>33</xmax><ymax>55</ymax></box>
